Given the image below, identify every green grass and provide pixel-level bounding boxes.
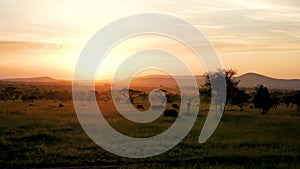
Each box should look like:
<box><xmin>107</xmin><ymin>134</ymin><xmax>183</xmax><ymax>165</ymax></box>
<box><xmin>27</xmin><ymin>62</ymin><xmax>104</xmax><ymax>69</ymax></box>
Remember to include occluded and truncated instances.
<box><xmin>0</xmin><ymin>100</ymin><xmax>299</xmax><ymax>168</ymax></box>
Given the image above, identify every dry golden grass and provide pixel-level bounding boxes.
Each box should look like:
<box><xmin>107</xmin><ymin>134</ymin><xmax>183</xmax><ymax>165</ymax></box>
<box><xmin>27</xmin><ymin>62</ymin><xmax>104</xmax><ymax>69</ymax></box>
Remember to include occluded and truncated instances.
<box><xmin>0</xmin><ymin>99</ymin><xmax>299</xmax><ymax>168</ymax></box>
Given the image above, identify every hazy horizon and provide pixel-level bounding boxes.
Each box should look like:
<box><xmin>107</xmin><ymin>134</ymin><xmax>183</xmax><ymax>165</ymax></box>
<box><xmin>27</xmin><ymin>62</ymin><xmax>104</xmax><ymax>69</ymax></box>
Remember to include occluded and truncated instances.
<box><xmin>1</xmin><ymin>71</ymin><xmax>300</xmax><ymax>82</ymax></box>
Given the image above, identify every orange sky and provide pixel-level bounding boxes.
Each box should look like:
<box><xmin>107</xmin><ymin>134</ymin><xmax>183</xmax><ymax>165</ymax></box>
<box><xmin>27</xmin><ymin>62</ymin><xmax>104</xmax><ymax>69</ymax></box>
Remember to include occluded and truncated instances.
<box><xmin>0</xmin><ymin>0</ymin><xmax>300</xmax><ymax>80</ymax></box>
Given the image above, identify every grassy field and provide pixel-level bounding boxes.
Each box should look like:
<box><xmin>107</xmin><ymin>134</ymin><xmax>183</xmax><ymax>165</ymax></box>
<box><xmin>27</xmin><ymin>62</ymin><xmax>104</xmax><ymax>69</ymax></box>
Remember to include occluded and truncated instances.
<box><xmin>0</xmin><ymin>100</ymin><xmax>299</xmax><ymax>168</ymax></box>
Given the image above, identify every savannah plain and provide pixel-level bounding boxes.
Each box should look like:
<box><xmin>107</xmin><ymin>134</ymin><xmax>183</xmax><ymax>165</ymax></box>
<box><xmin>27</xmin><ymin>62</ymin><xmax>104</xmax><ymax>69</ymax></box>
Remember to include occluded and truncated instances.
<box><xmin>0</xmin><ymin>75</ymin><xmax>299</xmax><ymax>169</ymax></box>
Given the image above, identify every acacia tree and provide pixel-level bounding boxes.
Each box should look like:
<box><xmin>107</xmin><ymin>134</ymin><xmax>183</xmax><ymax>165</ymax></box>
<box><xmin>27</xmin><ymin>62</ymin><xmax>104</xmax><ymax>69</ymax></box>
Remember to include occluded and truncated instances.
<box><xmin>233</xmin><ymin>89</ymin><xmax>251</xmax><ymax>112</ymax></box>
<box><xmin>271</xmin><ymin>97</ymin><xmax>280</xmax><ymax>110</ymax></box>
<box><xmin>166</xmin><ymin>93</ymin><xmax>180</xmax><ymax>103</ymax></box>
<box><xmin>119</xmin><ymin>88</ymin><xmax>143</xmax><ymax>104</ymax></box>
<box><xmin>252</xmin><ymin>85</ymin><xmax>273</xmax><ymax>114</ymax></box>
<box><xmin>202</xmin><ymin>69</ymin><xmax>249</xmax><ymax>113</ymax></box>
<box><xmin>282</xmin><ymin>95</ymin><xmax>294</xmax><ymax>109</ymax></box>
<box><xmin>1</xmin><ymin>86</ymin><xmax>17</xmax><ymax>101</ymax></box>
<box><xmin>0</xmin><ymin>92</ymin><xmax>4</xmax><ymax>100</ymax></box>
<box><xmin>291</xmin><ymin>91</ymin><xmax>300</xmax><ymax>112</ymax></box>
<box><xmin>202</xmin><ymin>69</ymin><xmax>226</xmax><ymax>116</ymax></box>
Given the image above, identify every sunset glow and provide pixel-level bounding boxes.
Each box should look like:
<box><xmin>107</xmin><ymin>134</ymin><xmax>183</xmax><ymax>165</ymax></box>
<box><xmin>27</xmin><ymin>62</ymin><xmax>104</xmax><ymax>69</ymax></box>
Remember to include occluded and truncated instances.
<box><xmin>0</xmin><ymin>0</ymin><xmax>300</xmax><ymax>79</ymax></box>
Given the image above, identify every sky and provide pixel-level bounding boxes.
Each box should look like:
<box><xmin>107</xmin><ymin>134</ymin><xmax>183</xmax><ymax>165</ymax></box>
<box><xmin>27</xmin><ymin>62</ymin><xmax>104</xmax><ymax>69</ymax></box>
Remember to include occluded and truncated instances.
<box><xmin>0</xmin><ymin>0</ymin><xmax>300</xmax><ymax>80</ymax></box>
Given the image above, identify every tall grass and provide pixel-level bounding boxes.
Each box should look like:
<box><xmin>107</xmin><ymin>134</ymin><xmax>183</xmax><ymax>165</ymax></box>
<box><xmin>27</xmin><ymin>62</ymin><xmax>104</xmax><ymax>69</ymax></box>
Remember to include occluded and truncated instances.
<box><xmin>0</xmin><ymin>100</ymin><xmax>299</xmax><ymax>168</ymax></box>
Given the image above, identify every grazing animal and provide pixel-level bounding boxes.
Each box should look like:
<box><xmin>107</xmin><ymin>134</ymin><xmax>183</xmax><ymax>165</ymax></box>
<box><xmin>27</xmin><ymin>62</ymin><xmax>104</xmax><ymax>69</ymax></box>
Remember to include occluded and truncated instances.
<box><xmin>151</xmin><ymin>105</ymin><xmax>165</xmax><ymax>110</ymax></box>
<box><xmin>136</xmin><ymin>105</ymin><xmax>144</xmax><ymax>109</ymax></box>
<box><xmin>172</xmin><ymin>104</ymin><xmax>180</xmax><ymax>110</ymax></box>
<box><xmin>58</xmin><ymin>103</ymin><xmax>64</xmax><ymax>108</ymax></box>
<box><xmin>164</xmin><ymin>109</ymin><xmax>178</xmax><ymax>117</ymax></box>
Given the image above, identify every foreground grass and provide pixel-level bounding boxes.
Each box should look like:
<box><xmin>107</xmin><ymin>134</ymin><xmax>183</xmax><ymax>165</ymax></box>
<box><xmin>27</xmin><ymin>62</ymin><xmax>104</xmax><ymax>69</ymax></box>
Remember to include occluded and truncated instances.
<box><xmin>0</xmin><ymin>100</ymin><xmax>299</xmax><ymax>168</ymax></box>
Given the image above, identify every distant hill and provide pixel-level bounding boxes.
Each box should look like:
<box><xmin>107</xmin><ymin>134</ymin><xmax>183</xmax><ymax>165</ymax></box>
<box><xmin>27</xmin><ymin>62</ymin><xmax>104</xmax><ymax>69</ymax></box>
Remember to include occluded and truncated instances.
<box><xmin>129</xmin><ymin>73</ymin><xmax>300</xmax><ymax>90</ymax></box>
<box><xmin>1</xmin><ymin>76</ymin><xmax>62</xmax><ymax>83</ymax></box>
<box><xmin>1</xmin><ymin>73</ymin><xmax>299</xmax><ymax>90</ymax></box>
<box><xmin>236</xmin><ymin>73</ymin><xmax>300</xmax><ymax>90</ymax></box>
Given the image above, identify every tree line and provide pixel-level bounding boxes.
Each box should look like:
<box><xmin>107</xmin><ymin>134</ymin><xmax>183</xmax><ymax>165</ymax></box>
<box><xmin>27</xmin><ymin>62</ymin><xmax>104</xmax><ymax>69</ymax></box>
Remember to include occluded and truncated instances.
<box><xmin>0</xmin><ymin>85</ymin><xmax>72</xmax><ymax>102</ymax></box>
<box><xmin>201</xmin><ymin>69</ymin><xmax>300</xmax><ymax>114</ymax></box>
<box><xmin>0</xmin><ymin>69</ymin><xmax>299</xmax><ymax>114</ymax></box>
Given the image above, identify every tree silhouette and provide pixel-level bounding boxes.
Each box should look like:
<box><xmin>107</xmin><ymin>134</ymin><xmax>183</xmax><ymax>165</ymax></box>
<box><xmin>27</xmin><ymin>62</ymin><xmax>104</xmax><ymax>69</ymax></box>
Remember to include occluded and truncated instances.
<box><xmin>203</xmin><ymin>69</ymin><xmax>247</xmax><ymax>113</ymax></box>
<box><xmin>252</xmin><ymin>85</ymin><xmax>273</xmax><ymax>114</ymax></box>
<box><xmin>270</xmin><ymin>97</ymin><xmax>280</xmax><ymax>110</ymax></box>
<box><xmin>282</xmin><ymin>95</ymin><xmax>294</xmax><ymax>109</ymax></box>
<box><xmin>1</xmin><ymin>86</ymin><xmax>18</xmax><ymax>101</ymax></box>
<box><xmin>119</xmin><ymin>88</ymin><xmax>144</xmax><ymax>104</ymax></box>
<box><xmin>291</xmin><ymin>91</ymin><xmax>300</xmax><ymax>112</ymax></box>
<box><xmin>166</xmin><ymin>93</ymin><xmax>180</xmax><ymax>103</ymax></box>
<box><xmin>233</xmin><ymin>89</ymin><xmax>250</xmax><ymax>112</ymax></box>
<box><xmin>0</xmin><ymin>92</ymin><xmax>4</xmax><ymax>100</ymax></box>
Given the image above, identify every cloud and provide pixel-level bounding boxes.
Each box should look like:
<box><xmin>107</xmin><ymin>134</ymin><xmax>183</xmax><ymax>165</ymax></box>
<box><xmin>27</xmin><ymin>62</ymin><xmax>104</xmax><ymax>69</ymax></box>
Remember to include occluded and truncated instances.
<box><xmin>0</xmin><ymin>0</ymin><xmax>299</xmax><ymax>44</ymax></box>
<box><xmin>0</xmin><ymin>0</ymin><xmax>299</xmax><ymax>79</ymax></box>
<box><xmin>271</xmin><ymin>30</ymin><xmax>300</xmax><ymax>38</ymax></box>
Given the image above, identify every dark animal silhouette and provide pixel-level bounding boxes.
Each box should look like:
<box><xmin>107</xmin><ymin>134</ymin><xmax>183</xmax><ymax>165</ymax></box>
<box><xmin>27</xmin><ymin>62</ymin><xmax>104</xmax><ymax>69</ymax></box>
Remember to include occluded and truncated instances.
<box><xmin>136</xmin><ymin>105</ymin><xmax>144</xmax><ymax>109</ymax></box>
<box><xmin>172</xmin><ymin>104</ymin><xmax>180</xmax><ymax>110</ymax></box>
<box><xmin>164</xmin><ymin>109</ymin><xmax>178</xmax><ymax>117</ymax></box>
<box><xmin>151</xmin><ymin>105</ymin><xmax>164</xmax><ymax>110</ymax></box>
<box><xmin>58</xmin><ymin>103</ymin><xmax>64</xmax><ymax>108</ymax></box>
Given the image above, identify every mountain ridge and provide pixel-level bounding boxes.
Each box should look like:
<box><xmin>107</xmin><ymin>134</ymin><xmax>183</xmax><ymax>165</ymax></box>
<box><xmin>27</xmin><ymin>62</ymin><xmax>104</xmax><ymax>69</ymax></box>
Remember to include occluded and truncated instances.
<box><xmin>1</xmin><ymin>73</ymin><xmax>299</xmax><ymax>90</ymax></box>
<box><xmin>237</xmin><ymin>73</ymin><xmax>300</xmax><ymax>90</ymax></box>
<box><xmin>1</xmin><ymin>76</ymin><xmax>62</xmax><ymax>83</ymax></box>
